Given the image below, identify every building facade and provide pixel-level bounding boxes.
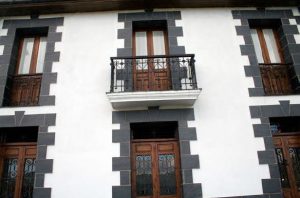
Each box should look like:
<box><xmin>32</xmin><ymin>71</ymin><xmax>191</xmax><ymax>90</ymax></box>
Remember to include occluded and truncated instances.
<box><xmin>0</xmin><ymin>1</ymin><xmax>299</xmax><ymax>198</ymax></box>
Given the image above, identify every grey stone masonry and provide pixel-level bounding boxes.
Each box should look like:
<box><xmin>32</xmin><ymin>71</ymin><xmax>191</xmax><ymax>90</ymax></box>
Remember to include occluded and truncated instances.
<box><xmin>247</xmin><ymin>100</ymin><xmax>300</xmax><ymax>198</ymax></box>
<box><xmin>0</xmin><ymin>16</ymin><xmax>63</xmax><ymax>198</ymax></box>
<box><xmin>0</xmin><ymin>17</ymin><xmax>63</xmax><ymax>106</ymax></box>
<box><xmin>0</xmin><ymin>111</ymin><xmax>57</xmax><ymax>198</ymax></box>
<box><xmin>117</xmin><ymin>11</ymin><xmax>186</xmax><ymax>91</ymax></box>
<box><xmin>112</xmin><ymin>108</ymin><xmax>202</xmax><ymax>198</ymax></box>
<box><xmin>232</xmin><ymin>9</ymin><xmax>300</xmax><ymax>96</ymax></box>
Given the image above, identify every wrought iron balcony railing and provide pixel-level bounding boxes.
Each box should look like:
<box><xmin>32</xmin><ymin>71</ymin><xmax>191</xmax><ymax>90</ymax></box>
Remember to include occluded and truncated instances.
<box><xmin>110</xmin><ymin>54</ymin><xmax>198</xmax><ymax>93</ymax></box>
<box><xmin>259</xmin><ymin>63</ymin><xmax>295</xmax><ymax>95</ymax></box>
<box><xmin>5</xmin><ymin>74</ymin><xmax>42</xmax><ymax>106</ymax></box>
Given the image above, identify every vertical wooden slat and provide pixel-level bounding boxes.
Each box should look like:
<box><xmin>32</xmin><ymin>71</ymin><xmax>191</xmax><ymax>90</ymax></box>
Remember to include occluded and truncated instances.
<box><xmin>15</xmin><ymin>38</ymin><xmax>24</xmax><ymax>75</ymax></box>
<box><xmin>29</xmin><ymin>36</ymin><xmax>40</xmax><ymax>74</ymax></box>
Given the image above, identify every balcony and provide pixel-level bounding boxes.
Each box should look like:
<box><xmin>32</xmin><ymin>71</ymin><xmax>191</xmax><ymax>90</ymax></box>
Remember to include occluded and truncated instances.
<box><xmin>4</xmin><ymin>74</ymin><xmax>42</xmax><ymax>107</ymax></box>
<box><xmin>106</xmin><ymin>54</ymin><xmax>201</xmax><ymax>109</ymax></box>
<box><xmin>259</xmin><ymin>63</ymin><xmax>298</xmax><ymax>95</ymax></box>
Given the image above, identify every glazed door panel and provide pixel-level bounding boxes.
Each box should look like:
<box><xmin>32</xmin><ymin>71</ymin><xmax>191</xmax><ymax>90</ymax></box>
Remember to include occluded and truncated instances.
<box><xmin>273</xmin><ymin>135</ymin><xmax>300</xmax><ymax>198</ymax></box>
<box><xmin>0</xmin><ymin>145</ymin><xmax>36</xmax><ymax>198</ymax></box>
<box><xmin>133</xmin><ymin>30</ymin><xmax>170</xmax><ymax>91</ymax></box>
<box><xmin>132</xmin><ymin>141</ymin><xmax>181</xmax><ymax>198</ymax></box>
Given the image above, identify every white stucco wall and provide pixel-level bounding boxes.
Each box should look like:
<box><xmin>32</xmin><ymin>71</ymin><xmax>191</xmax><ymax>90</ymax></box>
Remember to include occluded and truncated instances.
<box><xmin>45</xmin><ymin>12</ymin><xmax>120</xmax><ymax>198</ymax></box>
<box><xmin>0</xmin><ymin>7</ymin><xmax>300</xmax><ymax>198</ymax></box>
<box><xmin>181</xmin><ymin>9</ymin><xmax>268</xmax><ymax>197</ymax></box>
<box><xmin>180</xmin><ymin>8</ymin><xmax>300</xmax><ymax>197</ymax></box>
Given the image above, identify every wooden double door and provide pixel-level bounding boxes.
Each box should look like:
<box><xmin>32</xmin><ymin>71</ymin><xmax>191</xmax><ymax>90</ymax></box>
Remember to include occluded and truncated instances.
<box><xmin>131</xmin><ymin>141</ymin><xmax>182</xmax><ymax>198</ymax></box>
<box><xmin>0</xmin><ymin>144</ymin><xmax>36</xmax><ymax>198</ymax></box>
<box><xmin>273</xmin><ymin>134</ymin><xmax>300</xmax><ymax>198</ymax></box>
<box><xmin>133</xmin><ymin>29</ymin><xmax>171</xmax><ymax>91</ymax></box>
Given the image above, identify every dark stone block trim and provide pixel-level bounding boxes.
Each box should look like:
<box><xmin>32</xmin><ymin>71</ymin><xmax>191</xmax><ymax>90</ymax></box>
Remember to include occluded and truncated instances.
<box><xmin>116</xmin><ymin>11</ymin><xmax>186</xmax><ymax>91</ymax></box>
<box><xmin>232</xmin><ymin>9</ymin><xmax>300</xmax><ymax>97</ymax></box>
<box><xmin>0</xmin><ymin>111</ymin><xmax>56</xmax><ymax>198</ymax></box>
<box><xmin>112</xmin><ymin>108</ymin><xmax>202</xmax><ymax>198</ymax></box>
<box><xmin>0</xmin><ymin>17</ymin><xmax>64</xmax><ymax>106</ymax></box>
<box><xmin>117</xmin><ymin>11</ymin><xmax>185</xmax><ymax>57</ymax></box>
<box><xmin>248</xmin><ymin>100</ymin><xmax>300</xmax><ymax>198</ymax></box>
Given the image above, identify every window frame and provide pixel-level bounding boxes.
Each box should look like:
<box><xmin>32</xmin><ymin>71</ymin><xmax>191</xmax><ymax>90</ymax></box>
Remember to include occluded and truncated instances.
<box><xmin>252</xmin><ymin>27</ymin><xmax>285</xmax><ymax>64</ymax></box>
<box><xmin>132</xmin><ymin>28</ymin><xmax>169</xmax><ymax>57</ymax></box>
<box><xmin>132</xmin><ymin>27</ymin><xmax>172</xmax><ymax>91</ymax></box>
<box><xmin>15</xmin><ymin>36</ymin><xmax>46</xmax><ymax>75</ymax></box>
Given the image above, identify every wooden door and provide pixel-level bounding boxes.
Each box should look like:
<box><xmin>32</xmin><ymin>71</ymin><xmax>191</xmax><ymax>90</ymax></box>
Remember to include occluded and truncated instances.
<box><xmin>132</xmin><ymin>141</ymin><xmax>182</xmax><ymax>198</ymax></box>
<box><xmin>0</xmin><ymin>144</ymin><xmax>36</xmax><ymax>198</ymax></box>
<box><xmin>133</xmin><ymin>30</ymin><xmax>171</xmax><ymax>91</ymax></box>
<box><xmin>273</xmin><ymin>134</ymin><xmax>300</xmax><ymax>198</ymax></box>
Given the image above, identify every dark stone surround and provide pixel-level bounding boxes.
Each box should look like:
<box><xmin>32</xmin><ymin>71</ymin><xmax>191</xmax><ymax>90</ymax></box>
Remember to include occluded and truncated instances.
<box><xmin>112</xmin><ymin>108</ymin><xmax>202</xmax><ymax>198</ymax></box>
<box><xmin>0</xmin><ymin>17</ymin><xmax>64</xmax><ymax>106</ymax></box>
<box><xmin>232</xmin><ymin>9</ymin><xmax>300</xmax><ymax>96</ymax></box>
<box><xmin>249</xmin><ymin>101</ymin><xmax>300</xmax><ymax>198</ymax></box>
<box><xmin>231</xmin><ymin>8</ymin><xmax>300</xmax><ymax>198</ymax></box>
<box><xmin>117</xmin><ymin>11</ymin><xmax>186</xmax><ymax>91</ymax></box>
<box><xmin>0</xmin><ymin>111</ymin><xmax>56</xmax><ymax>198</ymax></box>
<box><xmin>0</xmin><ymin>17</ymin><xmax>62</xmax><ymax>198</ymax></box>
<box><xmin>220</xmin><ymin>101</ymin><xmax>300</xmax><ymax>198</ymax></box>
<box><xmin>118</xmin><ymin>11</ymin><xmax>185</xmax><ymax>56</ymax></box>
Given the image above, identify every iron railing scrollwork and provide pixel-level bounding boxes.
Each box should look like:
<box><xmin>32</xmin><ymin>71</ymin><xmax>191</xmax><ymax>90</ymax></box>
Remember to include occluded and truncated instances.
<box><xmin>110</xmin><ymin>54</ymin><xmax>198</xmax><ymax>93</ymax></box>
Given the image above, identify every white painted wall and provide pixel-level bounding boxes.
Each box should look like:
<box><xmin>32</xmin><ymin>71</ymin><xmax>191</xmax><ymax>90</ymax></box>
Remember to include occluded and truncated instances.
<box><xmin>181</xmin><ymin>8</ymin><xmax>300</xmax><ymax>197</ymax></box>
<box><xmin>0</xmin><ymin>7</ymin><xmax>300</xmax><ymax>198</ymax></box>
<box><xmin>44</xmin><ymin>12</ymin><xmax>121</xmax><ymax>198</ymax></box>
<box><xmin>181</xmin><ymin>8</ymin><xmax>268</xmax><ymax>197</ymax></box>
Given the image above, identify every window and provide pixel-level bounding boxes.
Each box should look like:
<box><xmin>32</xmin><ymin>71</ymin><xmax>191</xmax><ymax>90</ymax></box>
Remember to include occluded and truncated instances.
<box><xmin>132</xmin><ymin>23</ymin><xmax>171</xmax><ymax>91</ymax></box>
<box><xmin>16</xmin><ymin>37</ymin><xmax>47</xmax><ymax>75</ymax></box>
<box><xmin>0</xmin><ymin>127</ymin><xmax>37</xmax><ymax>198</ymax></box>
<box><xmin>5</xmin><ymin>35</ymin><xmax>47</xmax><ymax>106</ymax></box>
<box><xmin>251</xmin><ymin>26</ymin><xmax>293</xmax><ymax>95</ymax></box>
<box><xmin>130</xmin><ymin>122</ymin><xmax>182</xmax><ymax>198</ymax></box>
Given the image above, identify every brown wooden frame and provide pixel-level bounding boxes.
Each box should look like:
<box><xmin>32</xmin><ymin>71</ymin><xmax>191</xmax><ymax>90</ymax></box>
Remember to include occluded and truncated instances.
<box><xmin>15</xmin><ymin>36</ymin><xmax>42</xmax><ymax>75</ymax></box>
<box><xmin>8</xmin><ymin>36</ymin><xmax>44</xmax><ymax>106</ymax></box>
<box><xmin>273</xmin><ymin>132</ymin><xmax>300</xmax><ymax>198</ymax></box>
<box><xmin>0</xmin><ymin>143</ymin><xmax>37</xmax><ymax>198</ymax></box>
<box><xmin>255</xmin><ymin>28</ymin><xmax>284</xmax><ymax>64</ymax></box>
<box><xmin>132</xmin><ymin>28</ymin><xmax>171</xmax><ymax>91</ymax></box>
<box><xmin>131</xmin><ymin>139</ymin><xmax>182</xmax><ymax>198</ymax></box>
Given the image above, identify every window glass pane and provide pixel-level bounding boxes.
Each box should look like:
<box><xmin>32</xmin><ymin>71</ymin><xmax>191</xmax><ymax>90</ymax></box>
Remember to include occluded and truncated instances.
<box><xmin>136</xmin><ymin>155</ymin><xmax>153</xmax><ymax>196</ymax></box>
<box><xmin>263</xmin><ymin>29</ymin><xmax>281</xmax><ymax>63</ymax></box>
<box><xmin>18</xmin><ymin>38</ymin><xmax>34</xmax><ymax>74</ymax></box>
<box><xmin>153</xmin><ymin>31</ymin><xmax>165</xmax><ymax>55</ymax></box>
<box><xmin>153</xmin><ymin>31</ymin><xmax>166</xmax><ymax>70</ymax></box>
<box><xmin>21</xmin><ymin>158</ymin><xmax>36</xmax><ymax>198</ymax></box>
<box><xmin>159</xmin><ymin>154</ymin><xmax>176</xmax><ymax>195</ymax></box>
<box><xmin>36</xmin><ymin>37</ymin><xmax>47</xmax><ymax>73</ymax></box>
<box><xmin>289</xmin><ymin>147</ymin><xmax>300</xmax><ymax>191</ymax></box>
<box><xmin>135</xmin><ymin>32</ymin><xmax>147</xmax><ymax>56</ymax></box>
<box><xmin>275</xmin><ymin>148</ymin><xmax>290</xmax><ymax>188</ymax></box>
<box><xmin>0</xmin><ymin>158</ymin><xmax>18</xmax><ymax>198</ymax></box>
<box><xmin>250</xmin><ymin>29</ymin><xmax>264</xmax><ymax>63</ymax></box>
